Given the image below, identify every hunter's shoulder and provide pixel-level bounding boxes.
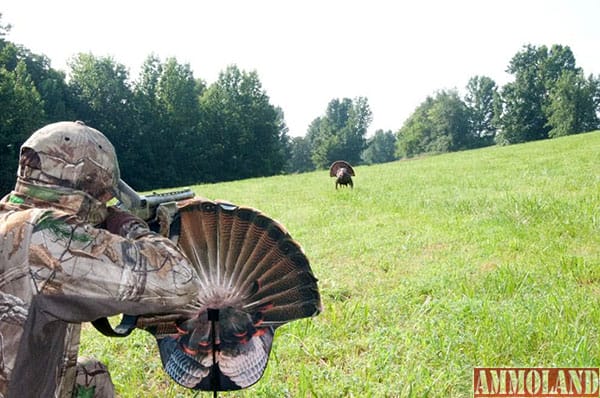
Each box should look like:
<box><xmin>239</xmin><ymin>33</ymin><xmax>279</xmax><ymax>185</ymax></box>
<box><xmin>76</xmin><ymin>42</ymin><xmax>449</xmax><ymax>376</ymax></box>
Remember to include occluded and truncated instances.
<box><xmin>0</xmin><ymin>201</ymin><xmax>93</xmax><ymax>240</ymax></box>
<box><xmin>0</xmin><ymin>200</ymin><xmax>50</xmax><ymax>232</ymax></box>
<box><xmin>0</xmin><ymin>194</ymin><xmax>67</xmax><ymax>221</ymax></box>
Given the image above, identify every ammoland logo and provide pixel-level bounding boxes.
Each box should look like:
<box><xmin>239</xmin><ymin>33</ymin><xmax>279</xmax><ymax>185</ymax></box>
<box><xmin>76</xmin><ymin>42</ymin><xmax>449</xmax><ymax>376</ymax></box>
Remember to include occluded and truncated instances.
<box><xmin>474</xmin><ymin>368</ymin><xmax>600</xmax><ymax>397</ymax></box>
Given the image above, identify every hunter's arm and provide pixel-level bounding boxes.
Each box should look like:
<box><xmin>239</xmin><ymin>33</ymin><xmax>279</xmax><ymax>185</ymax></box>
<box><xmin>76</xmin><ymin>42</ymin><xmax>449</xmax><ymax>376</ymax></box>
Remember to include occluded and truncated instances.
<box><xmin>28</xmin><ymin>208</ymin><xmax>199</xmax><ymax>322</ymax></box>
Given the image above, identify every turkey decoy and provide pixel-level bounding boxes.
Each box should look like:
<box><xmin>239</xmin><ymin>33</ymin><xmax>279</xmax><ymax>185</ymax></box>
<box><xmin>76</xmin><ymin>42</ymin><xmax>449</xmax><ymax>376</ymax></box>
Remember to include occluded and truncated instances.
<box><xmin>329</xmin><ymin>160</ymin><xmax>355</xmax><ymax>189</ymax></box>
<box><xmin>138</xmin><ymin>197</ymin><xmax>321</xmax><ymax>392</ymax></box>
<box><xmin>94</xmin><ymin>184</ymin><xmax>322</xmax><ymax>394</ymax></box>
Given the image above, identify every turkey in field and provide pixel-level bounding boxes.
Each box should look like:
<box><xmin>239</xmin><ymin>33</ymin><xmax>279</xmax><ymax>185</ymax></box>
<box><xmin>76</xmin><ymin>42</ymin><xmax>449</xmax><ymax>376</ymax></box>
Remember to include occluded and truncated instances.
<box><xmin>330</xmin><ymin>160</ymin><xmax>355</xmax><ymax>189</ymax></box>
<box><xmin>140</xmin><ymin>197</ymin><xmax>322</xmax><ymax>392</ymax></box>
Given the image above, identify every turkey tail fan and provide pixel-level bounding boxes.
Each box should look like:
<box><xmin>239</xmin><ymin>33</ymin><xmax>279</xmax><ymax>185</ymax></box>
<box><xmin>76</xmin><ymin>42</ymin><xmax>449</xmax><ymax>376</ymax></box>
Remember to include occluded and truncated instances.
<box><xmin>155</xmin><ymin>197</ymin><xmax>322</xmax><ymax>391</ymax></box>
<box><xmin>329</xmin><ymin>160</ymin><xmax>355</xmax><ymax>177</ymax></box>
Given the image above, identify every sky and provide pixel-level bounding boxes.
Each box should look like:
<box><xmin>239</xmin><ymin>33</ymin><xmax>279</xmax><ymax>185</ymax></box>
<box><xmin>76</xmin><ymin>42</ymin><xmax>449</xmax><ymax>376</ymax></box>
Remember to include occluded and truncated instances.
<box><xmin>2</xmin><ymin>0</ymin><xmax>599</xmax><ymax>137</ymax></box>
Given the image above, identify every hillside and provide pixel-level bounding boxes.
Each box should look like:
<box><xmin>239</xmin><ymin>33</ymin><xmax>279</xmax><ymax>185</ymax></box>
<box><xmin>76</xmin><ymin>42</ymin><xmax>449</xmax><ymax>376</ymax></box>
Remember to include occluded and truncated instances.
<box><xmin>80</xmin><ymin>131</ymin><xmax>600</xmax><ymax>397</ymax></box>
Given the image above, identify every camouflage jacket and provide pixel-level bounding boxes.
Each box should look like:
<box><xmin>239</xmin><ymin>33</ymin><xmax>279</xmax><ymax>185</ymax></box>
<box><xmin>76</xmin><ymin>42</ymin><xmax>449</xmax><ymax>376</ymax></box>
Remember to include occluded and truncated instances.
<box><xmin>0</xmin><ymin>193</ymin><xmax>199</xmax><ymax>397</ymax></box>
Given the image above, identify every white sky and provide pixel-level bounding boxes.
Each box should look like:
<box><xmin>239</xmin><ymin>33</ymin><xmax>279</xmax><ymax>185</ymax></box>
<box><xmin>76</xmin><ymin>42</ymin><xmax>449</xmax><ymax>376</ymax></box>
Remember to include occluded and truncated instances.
<box><xmin>2</xmin><ymin>0</ymin><xmax>599</xmax><ymax>137</ymax></box>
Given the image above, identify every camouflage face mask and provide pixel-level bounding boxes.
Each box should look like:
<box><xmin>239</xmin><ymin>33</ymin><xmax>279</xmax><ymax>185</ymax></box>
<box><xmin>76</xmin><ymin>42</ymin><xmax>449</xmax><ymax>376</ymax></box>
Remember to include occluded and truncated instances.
<box><xmin>14</xmin><ymin>179</ymin><xmax>109</xmax><ymax>225</ymax></box>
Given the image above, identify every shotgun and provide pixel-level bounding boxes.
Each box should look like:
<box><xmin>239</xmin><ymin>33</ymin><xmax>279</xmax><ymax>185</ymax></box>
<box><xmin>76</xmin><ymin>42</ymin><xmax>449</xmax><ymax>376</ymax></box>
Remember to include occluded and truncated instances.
<box><xmin>114</xmin><ymin>179</ymin><xmax>195</xmax><ymax>223</ymax></box>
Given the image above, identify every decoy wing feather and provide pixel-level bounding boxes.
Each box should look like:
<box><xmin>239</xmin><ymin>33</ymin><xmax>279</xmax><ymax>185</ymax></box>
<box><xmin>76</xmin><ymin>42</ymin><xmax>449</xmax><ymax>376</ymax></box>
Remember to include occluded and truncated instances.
<box><xmin>158</xmin><ymin>337</ymin><xmax>210</xmax><ymax>389</ymax></box>
<box><xmin>157</xmin><ymin>330</ymin><xmax>274</xmax><ymax>391</ymax></box>
<box><xmin>217</xmin><ymin>331</ymin><xmax>274</xmax><ymax>389</ymax></box>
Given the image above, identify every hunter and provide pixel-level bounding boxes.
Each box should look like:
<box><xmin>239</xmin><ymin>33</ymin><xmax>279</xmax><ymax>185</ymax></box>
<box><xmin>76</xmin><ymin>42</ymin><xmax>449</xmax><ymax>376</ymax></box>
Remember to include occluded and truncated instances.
<box><xmin>0</xmin><ymin>121</ymin><xmax>200</xmax><ymax>397</ymax></box>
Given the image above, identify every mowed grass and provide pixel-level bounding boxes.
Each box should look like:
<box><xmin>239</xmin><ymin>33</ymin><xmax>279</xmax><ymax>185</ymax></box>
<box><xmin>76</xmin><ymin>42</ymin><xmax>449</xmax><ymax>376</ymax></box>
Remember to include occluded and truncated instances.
<box><xmin>80</xmin><ymin>131</ymin><xmax>600</xmax><ymax>397</ymax></box>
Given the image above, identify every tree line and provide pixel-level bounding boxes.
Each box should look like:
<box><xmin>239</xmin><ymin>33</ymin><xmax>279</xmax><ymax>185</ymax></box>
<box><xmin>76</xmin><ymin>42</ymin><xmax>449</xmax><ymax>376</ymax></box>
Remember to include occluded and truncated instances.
<box><xmin>2</xmin><ymin>13</ymin><xmax>599</xmax><ymax>194</ymax></box>
<box><xmin>0</xmin><ymin>15</ymin><xmax>291</xmax><ymax>193</ymax></box>
<box><xmin>393</xmin><ymin>44</ymin><xmax>600</xmax><ymax>159</ymax></box>
<box><xmin>266</xmin><ymin>43</ymin><xmax>600</xmax><ymax>173</ymax></box>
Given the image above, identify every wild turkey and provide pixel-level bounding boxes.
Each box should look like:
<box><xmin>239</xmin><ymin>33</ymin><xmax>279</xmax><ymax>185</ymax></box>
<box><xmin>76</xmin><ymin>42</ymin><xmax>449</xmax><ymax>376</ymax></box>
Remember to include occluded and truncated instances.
<box><xmin>329</xmin><ymin>160</ymin><xmax>355</xmax><ymax>189</ymax></box>
<box><xmin>114</xmin><ymin>195</ymin><xmax>322</xmax><ymax>392</ymax></box>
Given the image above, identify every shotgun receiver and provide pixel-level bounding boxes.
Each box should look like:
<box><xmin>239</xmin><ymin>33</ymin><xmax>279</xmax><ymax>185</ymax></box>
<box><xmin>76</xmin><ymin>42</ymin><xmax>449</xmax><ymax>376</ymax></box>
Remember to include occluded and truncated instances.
<box><xmin>115</xmin><ymin>179</ymin><xmax>195</xmax><ymax>222</ymax></box>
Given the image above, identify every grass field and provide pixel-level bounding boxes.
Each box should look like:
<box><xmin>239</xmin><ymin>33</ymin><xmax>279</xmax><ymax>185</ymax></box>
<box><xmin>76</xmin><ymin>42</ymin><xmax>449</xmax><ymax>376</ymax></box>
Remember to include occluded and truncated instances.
<box><xmin>80</xmin><ymin>131</ymin><xmax>600</xmax><ymax>397</ymax></box>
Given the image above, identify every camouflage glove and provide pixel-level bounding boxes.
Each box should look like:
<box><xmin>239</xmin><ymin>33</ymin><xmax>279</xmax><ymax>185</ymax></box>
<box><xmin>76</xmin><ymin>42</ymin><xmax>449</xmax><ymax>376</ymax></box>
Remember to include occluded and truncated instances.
<box><xmin>104</xmin><ymin>206</ymin><xmax>150</xmax><ymax>238</ymax></box>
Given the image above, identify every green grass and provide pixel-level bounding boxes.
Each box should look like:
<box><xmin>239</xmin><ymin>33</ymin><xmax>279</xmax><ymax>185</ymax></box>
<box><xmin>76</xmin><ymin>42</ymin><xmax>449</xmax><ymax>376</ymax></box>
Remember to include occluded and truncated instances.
<box><xmin>80</xmin><ymin>131</ymin><xmax>600</xmax><ymax>397</ymax></box>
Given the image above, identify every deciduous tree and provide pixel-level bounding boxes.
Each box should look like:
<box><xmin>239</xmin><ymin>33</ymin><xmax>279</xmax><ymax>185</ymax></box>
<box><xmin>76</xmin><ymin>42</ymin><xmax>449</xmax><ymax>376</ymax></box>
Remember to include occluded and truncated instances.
<box><xmin>395</xmin><ymin>90</ymin><xmax>470</xmax><ymax>157</ymax></box>
<box><xmin>285</xmin><ymin>136</ymin><xmax>314</xmax><ymax>173</ymax></box>
<box><xmin>199</xmin><ymin>65</ymin><xmax>287</xmax><ymax>181</ymax></box>
<box><xmin>134</xmin><ymin>56</ymin><xmax>204</xmax><ymax>188</ymax></box>
<box><xmin>546</xmin><ymin>71</ymin><xmax>600</xmax><ymax>137</ymax></box>
<box><xmin>362</xmin><ymin>129</ymin><xmax>397</xmax><ymax>164</ymax></box>
<box><xmin>67</xmin><ymin>53</ymin><xmax>137</xmax><ymax>180</ymax></box>
<box><xmin>496</xmin><ymin>44</ymin><xmax>579</xmax><ymax>144</ymax></box>
<box><xmin>308</xmin><ymin>97</ymin><xmax>372</xmax><ymax>168</ymax></box>
<box><xmin>0</xmin><ymin>61</ymin><xmax>45</xmax><ymax>192</ymax></box>
<box><xmin>465</xmin><ymin>76</ymin><xmax>498</xmax><ymax>146</ymax></box>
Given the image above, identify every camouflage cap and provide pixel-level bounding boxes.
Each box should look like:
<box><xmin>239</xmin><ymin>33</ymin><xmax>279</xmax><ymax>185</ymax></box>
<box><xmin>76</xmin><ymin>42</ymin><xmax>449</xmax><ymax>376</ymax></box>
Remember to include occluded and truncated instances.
<box><xmin>17</xmin><ymin>121</ymin><xmax>120</xmax><ymax>201</ymax></box>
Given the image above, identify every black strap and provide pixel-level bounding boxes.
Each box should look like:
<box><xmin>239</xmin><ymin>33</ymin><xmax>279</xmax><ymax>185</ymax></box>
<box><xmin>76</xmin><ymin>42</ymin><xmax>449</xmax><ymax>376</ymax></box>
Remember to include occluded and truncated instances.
<box><xmin>208</xmin><ymin>309</ymin><xmax>220</xmax><ymax>398</ymax></box>
<box><xmin>91</xmin><ymin>315</ymin><xmax>138</xmax><ymax>337</ymax></box>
